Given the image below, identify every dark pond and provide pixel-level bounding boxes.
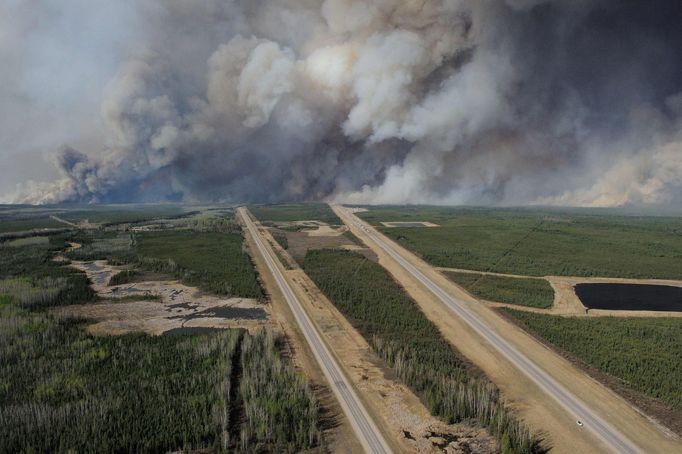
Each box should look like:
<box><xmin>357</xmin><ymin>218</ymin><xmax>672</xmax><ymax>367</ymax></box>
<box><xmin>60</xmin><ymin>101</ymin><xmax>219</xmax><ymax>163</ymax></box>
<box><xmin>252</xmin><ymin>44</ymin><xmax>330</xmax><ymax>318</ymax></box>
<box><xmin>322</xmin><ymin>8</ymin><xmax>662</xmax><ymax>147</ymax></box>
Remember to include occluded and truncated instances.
<box><xmin>168</xmin><ymin>306</ymin><xmax>267</xmax><ymax>321</ymax></box>
<box><xmin>575</xmin><ymin>283</ymin><xmax>682</xmax><ymax>312</ymax></box>
<box><xmin>163</xmin><ymin>327</ymin><xmax>230</xmax><ymax>336</ymax></box>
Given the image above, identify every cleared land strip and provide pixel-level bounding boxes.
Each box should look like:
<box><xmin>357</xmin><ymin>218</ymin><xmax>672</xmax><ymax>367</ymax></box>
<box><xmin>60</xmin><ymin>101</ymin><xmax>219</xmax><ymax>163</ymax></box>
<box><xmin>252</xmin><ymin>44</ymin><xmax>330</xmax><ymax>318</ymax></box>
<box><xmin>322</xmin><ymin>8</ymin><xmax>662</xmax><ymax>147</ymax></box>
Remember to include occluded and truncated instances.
<box><xmin>333</xmin><ymin>204</ymin><xmax>681</xmax><ymax>454</ymax></box>
<box><xmin>49</xmin><ymin>215</ymin><xmax>80</xmax><ymax>228</ymax></box>
<box><xmin>238</xmin><ymin>207</ymin><xmax>391</xmax><ymax>454</ymax></box>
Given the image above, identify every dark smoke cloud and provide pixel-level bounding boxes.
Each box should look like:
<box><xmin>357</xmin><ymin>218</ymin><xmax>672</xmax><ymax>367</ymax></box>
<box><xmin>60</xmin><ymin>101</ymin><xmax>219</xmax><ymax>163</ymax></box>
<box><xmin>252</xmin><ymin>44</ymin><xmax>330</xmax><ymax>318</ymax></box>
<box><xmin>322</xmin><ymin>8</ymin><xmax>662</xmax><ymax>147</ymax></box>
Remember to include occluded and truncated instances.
<box><xmin>4</xmin><ymin>0</ymin><xmax>682</xmax><ymax>207</ymax></box>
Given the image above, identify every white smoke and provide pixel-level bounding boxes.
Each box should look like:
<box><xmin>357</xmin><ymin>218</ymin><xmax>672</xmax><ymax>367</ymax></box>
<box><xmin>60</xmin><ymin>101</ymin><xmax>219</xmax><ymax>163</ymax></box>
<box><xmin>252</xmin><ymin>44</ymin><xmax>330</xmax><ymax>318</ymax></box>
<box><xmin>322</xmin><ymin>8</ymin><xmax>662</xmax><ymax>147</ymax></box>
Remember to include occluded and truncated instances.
<box><xmin>3</xmin><ymin>0</ymin><xmax>682</xmax><ymax>208</ymax></box>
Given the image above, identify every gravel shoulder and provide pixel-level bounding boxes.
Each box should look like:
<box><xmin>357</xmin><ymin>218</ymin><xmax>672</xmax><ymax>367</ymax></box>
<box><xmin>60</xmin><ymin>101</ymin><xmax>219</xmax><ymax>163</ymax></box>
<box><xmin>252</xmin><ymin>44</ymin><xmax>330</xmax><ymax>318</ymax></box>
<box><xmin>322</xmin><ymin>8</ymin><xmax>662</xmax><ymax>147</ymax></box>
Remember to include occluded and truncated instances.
<box><xmin>240</xmin><ymin>213</ymin><xmax>364</xmax><ymax>454</ymax></box>
<box><xmin>246</xmin><ymin>210</ymin><xmax>497</xmax><ymax>453</ymax></box>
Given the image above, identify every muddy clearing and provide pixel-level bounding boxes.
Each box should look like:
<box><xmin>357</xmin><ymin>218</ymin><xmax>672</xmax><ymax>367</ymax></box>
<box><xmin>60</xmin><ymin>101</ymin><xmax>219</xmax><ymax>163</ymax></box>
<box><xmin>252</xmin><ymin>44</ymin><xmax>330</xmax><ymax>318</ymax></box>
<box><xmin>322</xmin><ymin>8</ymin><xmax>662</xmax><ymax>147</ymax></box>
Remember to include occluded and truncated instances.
<box><xmin>55</xmin><ymin>260</ymin><xmax>268</xmax><ymax>336</ymax></box>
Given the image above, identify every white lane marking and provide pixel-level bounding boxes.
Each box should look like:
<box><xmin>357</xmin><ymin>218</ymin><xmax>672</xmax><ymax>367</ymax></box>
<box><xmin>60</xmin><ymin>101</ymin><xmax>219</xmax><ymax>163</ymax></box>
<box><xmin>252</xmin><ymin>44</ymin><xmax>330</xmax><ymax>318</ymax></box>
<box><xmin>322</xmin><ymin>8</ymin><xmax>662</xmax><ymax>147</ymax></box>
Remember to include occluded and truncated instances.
<box><xmin>240</xmin><ymin>208</ymin><xmax>391</xmax><ymax>454</ymax></box>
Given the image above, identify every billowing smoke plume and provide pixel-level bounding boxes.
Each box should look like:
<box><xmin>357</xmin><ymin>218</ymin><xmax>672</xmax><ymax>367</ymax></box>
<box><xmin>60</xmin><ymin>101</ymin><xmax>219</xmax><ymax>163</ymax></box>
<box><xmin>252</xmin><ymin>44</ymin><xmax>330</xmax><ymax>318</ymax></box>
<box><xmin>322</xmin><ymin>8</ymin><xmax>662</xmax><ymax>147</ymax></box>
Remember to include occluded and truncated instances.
<box><xmin>4</xmin><ymin>0</ymin><xmax>682</xmax><ymax>207</ymax></box>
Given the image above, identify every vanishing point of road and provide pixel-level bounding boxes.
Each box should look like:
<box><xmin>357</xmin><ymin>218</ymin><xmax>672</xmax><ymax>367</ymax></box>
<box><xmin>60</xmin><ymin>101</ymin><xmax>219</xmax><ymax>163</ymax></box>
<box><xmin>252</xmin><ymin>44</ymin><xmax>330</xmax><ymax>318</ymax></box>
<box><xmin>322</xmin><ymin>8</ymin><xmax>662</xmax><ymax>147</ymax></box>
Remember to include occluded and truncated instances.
<box><xmin>238</xmin><ymin>207</ymin><xmax>391</xmax><ymax>454</ymax></box>
<box><xmin>334</xmin><ymin>205</ymin><xmax>642</xmax><ymax>454</ymax></box>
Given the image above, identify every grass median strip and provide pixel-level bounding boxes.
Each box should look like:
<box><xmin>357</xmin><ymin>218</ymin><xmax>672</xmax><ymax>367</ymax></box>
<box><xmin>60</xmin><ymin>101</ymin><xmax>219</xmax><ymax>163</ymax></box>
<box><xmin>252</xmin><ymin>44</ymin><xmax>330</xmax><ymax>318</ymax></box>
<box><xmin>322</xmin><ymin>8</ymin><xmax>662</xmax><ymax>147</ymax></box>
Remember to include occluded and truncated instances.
<box><xmin>302</xmin><ymin>248</ymin><xmax>541</xmax><ymax>453</ymax></box>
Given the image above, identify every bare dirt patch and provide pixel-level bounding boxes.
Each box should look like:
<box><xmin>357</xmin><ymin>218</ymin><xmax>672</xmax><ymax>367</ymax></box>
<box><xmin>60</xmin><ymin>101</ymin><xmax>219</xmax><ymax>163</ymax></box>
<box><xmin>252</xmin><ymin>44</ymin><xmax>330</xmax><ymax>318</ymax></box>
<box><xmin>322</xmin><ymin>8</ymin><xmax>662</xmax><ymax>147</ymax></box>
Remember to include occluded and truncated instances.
<box><xmin>55</xmin><ymin>260</ymin><xmax>268</xmax><ymax>336</ymax></box>
<box><xmin>275</xmin><ymin>224</ymin><xmax>377</xmax><ymax>262</ymax></box>
<box><xmin>285</xmin><ymin>230</ymin><xmax>350</xmax><ymax>259</ymax></box>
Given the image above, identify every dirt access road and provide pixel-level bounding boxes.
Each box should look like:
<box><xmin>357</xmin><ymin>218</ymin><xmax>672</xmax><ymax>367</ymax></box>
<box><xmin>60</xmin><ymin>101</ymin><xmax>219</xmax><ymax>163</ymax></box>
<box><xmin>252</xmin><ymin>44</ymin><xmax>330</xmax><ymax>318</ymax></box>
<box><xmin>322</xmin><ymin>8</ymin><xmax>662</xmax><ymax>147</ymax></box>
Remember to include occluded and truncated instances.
<box><xmin>333</xmin><ymin>204</ymin><xmax>681</xmax><ymax>454</ymax></box>
<box><xmin>238</xmin><ymin>207</ymin><xmax>391</xmax><ymax>454</ymax></box>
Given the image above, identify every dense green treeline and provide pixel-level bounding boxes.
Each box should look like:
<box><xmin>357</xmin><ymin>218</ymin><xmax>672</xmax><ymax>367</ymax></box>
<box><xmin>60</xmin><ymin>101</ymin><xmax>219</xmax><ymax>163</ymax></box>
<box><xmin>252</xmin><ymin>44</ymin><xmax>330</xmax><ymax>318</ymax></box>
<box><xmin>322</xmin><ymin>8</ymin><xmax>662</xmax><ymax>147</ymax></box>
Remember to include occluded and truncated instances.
<box><xmin>107</xmin><ymin>269</ymin><xmax>138</xmax><ymax>286</ymax></box>
<box><xmin>61</xmin><ymin>207</ymin><xmax>191</xmax><ymax>226</ymax></box>
<box><xmin>0</xmin><ymin>217</ymin><xmax>64</xmax><ymax>233</ymax></box>
<box><xmin>503</xmin><ymin>310</ymin><xmax>682</xmax><ymax>411</ymax></box>
<box><xmin>1</xmin><ymin>214</ymin><xmax>323</xmax><ymax>452</ymax></box>
<box><xmin>0</xmin><ymin>205</ymin><xmax>190</xmax><ymax>233</ymax></box>
<box><xmin>0</xmin><ymin>239</ymin><xmax>95</xmax><ymax>309</ymax></box>
<box><xmin>136</xmin><ymin>230</ymin><xmax>263</xmax><ymax>299</ymax></box>
<box><xmin>60</xmin><ymin>221</ymin><xmax>263</xmax><ymax>300</ymax></box>
<box><xmin>302</xmin><ymin>249</ymin><xmax>540</xmax><ymax>453</ymax></box>
<box><xmin>0</xmin><ymin>304</ymin><xmax>322</xmax><ymax>452</ymax></box>
<box><xmin>444</xmin><ymin>272</ymin><xmax>555</xmax><ymax>308</ymax></box>
<box><xmin>271</xmin><ymin>230</ymin><xmax>289</xmax><ymax>250</ymax></box>
<box><xmin>65</xmin><ymin>231</ymin><xmax>135</xmax><ymax>262</ymax></box>
<box><xmin>179</xmin><ymin>213</ymin><xmax>241</xmax><ymax>234</ymax></box>
<box><xmin>358</xmin><ymin>206</ymin><xmax>682</xmax><ymax>280</ymax></box>
<box><xmin>239</xmin><ymin>331</ymin><xmax>322</xmax><ymax>451</ymax></box>
<box><xmin>249</xmin><ymin>203</ymin><xmax>341</xmax><ymax>225</ymax></box>
<box><xmin>0</xmin><ymin>312</ymin><xmax>241</xmax><ymax>453</ymax></box>
<box><xmin>342</xmin><ymin>230</ymin><xmax>364</xmax><ymax>246</ymax></box>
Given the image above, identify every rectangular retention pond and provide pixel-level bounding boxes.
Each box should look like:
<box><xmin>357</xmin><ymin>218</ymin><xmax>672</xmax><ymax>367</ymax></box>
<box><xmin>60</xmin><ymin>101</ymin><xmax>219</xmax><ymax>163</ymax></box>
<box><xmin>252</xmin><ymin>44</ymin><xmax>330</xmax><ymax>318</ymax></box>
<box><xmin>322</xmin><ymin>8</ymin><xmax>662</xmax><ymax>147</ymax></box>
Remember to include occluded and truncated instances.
<box><xmin>575</xmin><ymin>283</ymin><xmax>682</xmax><ymax>312</ymax></box>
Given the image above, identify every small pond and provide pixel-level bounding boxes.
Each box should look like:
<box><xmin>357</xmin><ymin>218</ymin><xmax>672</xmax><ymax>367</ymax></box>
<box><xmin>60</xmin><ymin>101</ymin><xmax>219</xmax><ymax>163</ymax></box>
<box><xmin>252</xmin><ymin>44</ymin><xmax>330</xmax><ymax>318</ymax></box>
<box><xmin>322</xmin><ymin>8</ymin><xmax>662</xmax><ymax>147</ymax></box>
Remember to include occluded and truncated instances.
<box><xmin>575</xmin><ymin>283</ymin><xmax>682</xmax><ymax>312</ymax></box>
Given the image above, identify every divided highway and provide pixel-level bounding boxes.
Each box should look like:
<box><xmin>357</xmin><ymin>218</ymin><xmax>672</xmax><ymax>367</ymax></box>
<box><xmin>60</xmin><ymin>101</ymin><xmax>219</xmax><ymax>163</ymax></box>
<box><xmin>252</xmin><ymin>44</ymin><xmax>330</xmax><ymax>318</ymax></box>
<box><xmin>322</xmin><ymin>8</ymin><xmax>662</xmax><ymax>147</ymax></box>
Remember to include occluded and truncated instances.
<box><xmin>238</xmin><ymin>207</ymin><xmax>391</xmax><ymax>454</ymax></box>
<box><xmin>334</xmin><ymin>205</ymin><xmax>642</xmax><ymax>454</ymax></box>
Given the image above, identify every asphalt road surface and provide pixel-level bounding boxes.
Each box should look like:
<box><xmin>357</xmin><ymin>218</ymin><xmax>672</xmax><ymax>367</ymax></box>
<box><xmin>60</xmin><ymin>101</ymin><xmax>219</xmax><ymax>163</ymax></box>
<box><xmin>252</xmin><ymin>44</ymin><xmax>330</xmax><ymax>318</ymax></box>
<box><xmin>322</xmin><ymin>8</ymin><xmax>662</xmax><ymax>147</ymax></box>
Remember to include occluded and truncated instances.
<box><xmin>238</xmin><ymin>208</ymin><xmax>391</xmax><ymax>454</ymax></box>
<box><xmin>335</xmin><ymin>205</ymin><xmax>642</xmax><ymax>454</ymax></box>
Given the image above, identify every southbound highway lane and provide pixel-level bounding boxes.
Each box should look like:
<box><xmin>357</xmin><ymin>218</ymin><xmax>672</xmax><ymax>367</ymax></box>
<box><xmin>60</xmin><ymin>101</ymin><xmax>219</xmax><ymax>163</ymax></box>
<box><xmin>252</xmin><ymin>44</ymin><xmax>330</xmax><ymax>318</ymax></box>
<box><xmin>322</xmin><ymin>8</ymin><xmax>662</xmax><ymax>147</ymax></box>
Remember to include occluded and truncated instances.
<box><xmin>238</xmin><ymin>207</ymin><xmax>392</xmax><ymax>454</ymax></box>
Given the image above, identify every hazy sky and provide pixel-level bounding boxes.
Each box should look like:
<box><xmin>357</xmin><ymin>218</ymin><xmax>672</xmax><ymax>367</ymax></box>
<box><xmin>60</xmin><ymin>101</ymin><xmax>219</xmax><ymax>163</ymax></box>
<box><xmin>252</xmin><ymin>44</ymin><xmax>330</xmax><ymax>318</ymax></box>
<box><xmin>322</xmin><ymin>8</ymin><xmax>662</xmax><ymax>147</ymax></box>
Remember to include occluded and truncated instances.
<box><xmin>0</xmin><ymin>1</ymin><xmax>141</xmax><ymax>195</ymax></box>
<box><xmin>2</xmin><ymin>0</ymin><xmax>682</xmax><ymax>208</ymax></box>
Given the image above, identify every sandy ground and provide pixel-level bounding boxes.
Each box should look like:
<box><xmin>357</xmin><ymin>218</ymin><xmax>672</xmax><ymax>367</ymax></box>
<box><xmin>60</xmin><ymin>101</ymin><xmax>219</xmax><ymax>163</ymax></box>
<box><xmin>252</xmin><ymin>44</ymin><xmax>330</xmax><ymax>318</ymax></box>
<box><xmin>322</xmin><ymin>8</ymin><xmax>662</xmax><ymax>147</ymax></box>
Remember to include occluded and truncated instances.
<box><xmin>278</xmin><ymin>225</ymin><xmax>382</xmax><ymax>264</ymax></box>
<box><xmin>305</xmin><ymin>225</ymin><xmax>347</xmax><ymax>237</ymax></box>
<box><xmin>437</xmin><ymin>266</ymin><xmax>682</xmax><ymax>317</ymax></box>
<box><xmin>283</xmin><ymin>229</ymin><xmax>352</xmax><ymax>260</ymax></box>
<box><xmin>256</xmin><ymin>213</ymin><xmax>498</xmax><ymax>453</ymax></box>
<box><xmin>334</xmin><ymin>204</ymin><xmax>682</xmax><ymax>454</ymax></box>
<box><xmin>54</xmin><ymin>260</ymin><xmax>268</xmax><ymax>336</ymax></box>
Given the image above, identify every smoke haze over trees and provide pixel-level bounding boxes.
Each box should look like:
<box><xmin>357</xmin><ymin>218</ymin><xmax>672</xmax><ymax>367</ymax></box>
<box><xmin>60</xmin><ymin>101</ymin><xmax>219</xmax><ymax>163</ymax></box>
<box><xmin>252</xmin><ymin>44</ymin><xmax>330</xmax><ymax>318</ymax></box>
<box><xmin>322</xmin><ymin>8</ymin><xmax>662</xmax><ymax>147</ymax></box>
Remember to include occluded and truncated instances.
<box><xmin>2</xmin><ymin>0</ymin><xmax>682</xmax><ymax>207</ymax></box>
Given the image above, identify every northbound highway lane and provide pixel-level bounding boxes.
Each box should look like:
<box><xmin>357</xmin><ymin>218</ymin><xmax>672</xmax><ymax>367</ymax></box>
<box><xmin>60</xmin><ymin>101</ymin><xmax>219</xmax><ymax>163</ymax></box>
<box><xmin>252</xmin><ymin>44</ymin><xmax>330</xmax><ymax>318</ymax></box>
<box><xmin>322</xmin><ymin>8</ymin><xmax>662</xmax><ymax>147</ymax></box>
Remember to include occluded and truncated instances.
<box><xmin>334</xmin><ymin>204</ymin><xmax>642</xmax><ymax>454</ymax></box>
